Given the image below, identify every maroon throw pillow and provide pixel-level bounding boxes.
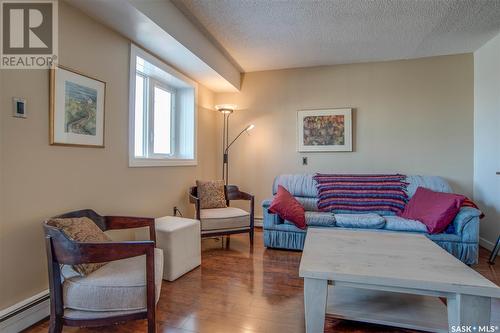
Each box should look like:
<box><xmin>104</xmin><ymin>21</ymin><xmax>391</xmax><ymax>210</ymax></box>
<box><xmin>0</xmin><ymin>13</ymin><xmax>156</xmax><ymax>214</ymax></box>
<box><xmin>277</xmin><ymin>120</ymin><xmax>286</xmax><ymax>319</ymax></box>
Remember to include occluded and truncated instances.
<box><xmin>398</xmin><ymin>187</ymin><xmax>465</xmax><ymax>234</ymax></box>
<box><xmin>269</xmin><ymin>185</ymin><xmax>306</xmax><ymax>229</ymax></box>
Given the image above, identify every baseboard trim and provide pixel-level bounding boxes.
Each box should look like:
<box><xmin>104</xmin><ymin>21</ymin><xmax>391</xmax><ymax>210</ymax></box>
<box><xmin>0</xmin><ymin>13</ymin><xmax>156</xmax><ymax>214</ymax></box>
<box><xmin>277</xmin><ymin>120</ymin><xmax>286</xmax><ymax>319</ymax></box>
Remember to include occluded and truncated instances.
<box><xmin>0</xmin><ymin>290</ymin><xmax>50</xmax><ymax>333</ymax></box>
<box><xmin>480</xmin><ymin>237</ymin><xmax>497</xmax><ymax>254</ymax></box>
<box><xmin>255</xmin><ymin>216</ymin><xmax>263</xmax><ymax>227</ymax></box>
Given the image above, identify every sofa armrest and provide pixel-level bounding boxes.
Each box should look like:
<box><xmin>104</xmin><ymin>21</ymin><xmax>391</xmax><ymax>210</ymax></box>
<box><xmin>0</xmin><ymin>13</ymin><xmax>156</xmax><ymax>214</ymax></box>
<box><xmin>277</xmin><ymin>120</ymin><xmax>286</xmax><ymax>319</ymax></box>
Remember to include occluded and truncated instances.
<box><xmin>453</xmin><ymin>207</ymin><xmax>481</xmax><ymax>242</ymax></box>
<box><xmin>262</xmin><ymin>199</ymin><xmax>272</xmax><ymax>209</ymax></box>
<box><xmin>262</xmin><ymin>199</ymin><xmax>283</xmax><ymax>229</ymax></box>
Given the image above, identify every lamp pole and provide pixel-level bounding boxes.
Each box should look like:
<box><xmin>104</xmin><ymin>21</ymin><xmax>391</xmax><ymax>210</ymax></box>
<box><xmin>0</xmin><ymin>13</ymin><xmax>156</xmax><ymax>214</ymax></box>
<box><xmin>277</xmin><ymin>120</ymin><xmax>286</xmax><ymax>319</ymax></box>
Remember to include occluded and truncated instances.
<box><xmin>222</xmin><ymin>111</ymin><xmax>231</xmax><ymax>186</ymax></box>
<box><xmin>215</xmin><ymin>105</ymin><xmax>254</xmax><ymax>187</ymax></box>
<box><xmin>223</xmin><ymin>124</ymin><xmax>255</xmax><ymax>187</ymax></box>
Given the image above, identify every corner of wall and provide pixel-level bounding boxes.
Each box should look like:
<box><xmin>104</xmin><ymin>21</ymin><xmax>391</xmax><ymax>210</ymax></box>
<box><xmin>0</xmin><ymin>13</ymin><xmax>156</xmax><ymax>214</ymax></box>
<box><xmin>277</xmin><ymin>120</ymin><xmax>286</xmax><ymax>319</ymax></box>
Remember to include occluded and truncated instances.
<box><xmin>473</xmin><ymin>31</ymin><xmax>500</xmax><ymax>246</ymax></box>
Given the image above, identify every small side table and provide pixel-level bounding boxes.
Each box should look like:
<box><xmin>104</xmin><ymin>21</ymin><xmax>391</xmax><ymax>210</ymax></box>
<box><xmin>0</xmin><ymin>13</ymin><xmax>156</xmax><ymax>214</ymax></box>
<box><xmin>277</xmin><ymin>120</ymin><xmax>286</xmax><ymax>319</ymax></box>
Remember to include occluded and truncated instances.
<box><xmin>489</xmin><ymin>236</ymin><xmax>500</xmax><ymax>264</ymax></box>
<box><xmin>155</xmin><ymin>216</ymin><xmax>201</xmax><ymax>281</ymax></box>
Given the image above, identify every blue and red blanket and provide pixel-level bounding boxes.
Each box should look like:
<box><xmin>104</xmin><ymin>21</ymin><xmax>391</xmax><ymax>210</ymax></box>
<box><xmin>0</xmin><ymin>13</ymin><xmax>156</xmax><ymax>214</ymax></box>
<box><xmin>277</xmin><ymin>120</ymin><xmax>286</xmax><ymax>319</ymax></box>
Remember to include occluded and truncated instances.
<box><xmin>313</xmin><ymin>173</ymin><xmax>408</xmax><ymax>215</ymax></box>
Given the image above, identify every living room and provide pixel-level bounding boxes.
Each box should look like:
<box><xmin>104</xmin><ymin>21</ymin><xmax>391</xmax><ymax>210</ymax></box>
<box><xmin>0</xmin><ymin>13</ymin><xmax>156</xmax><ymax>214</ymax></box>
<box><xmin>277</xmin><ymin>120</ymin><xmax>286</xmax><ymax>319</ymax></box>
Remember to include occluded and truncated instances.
<box><xmin>1</xmin><ymin>0</ymin><xmax>500</xmax><ymax>332</ymax></box>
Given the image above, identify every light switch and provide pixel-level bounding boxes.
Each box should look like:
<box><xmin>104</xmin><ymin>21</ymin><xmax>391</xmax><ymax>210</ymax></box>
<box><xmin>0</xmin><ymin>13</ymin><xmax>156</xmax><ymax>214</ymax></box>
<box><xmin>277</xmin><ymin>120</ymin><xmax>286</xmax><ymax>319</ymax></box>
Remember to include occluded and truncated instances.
<box><xmin>13</xmin><ymin>97</ymin><xmax>26</xmax><ymax>118</ymax></box>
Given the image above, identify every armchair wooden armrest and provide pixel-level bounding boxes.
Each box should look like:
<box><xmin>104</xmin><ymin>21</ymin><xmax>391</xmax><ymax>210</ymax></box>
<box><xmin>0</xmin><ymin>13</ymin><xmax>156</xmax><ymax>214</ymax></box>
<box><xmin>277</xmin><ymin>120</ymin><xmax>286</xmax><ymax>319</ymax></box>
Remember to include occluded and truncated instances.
<box><xmin>189</xmin><ymin>187</ymin><xmax>201</xmax><ymax>220</ymax></box>
<box><xmin>44</xmin><ymin>224</ymin><xmax>155</xmax><ymax>265</ymax></box>
<box><xmin>51</xmin><ymin>209</ymin><xmax>156</xmax><ymax>243</ymax></box>
<box><xmin>105</xmin><ymin>216</ymin><xmax>156</xmax><ymax>243</ymax></box>
<box><xmin>226</xmin><ymin>185</ymin><xmax>254</xmax><ymax>201</ymax></box>
<box><xmin>226</xmin><ymin>185</ymin><xmax>255</xmax><ymax>232</ymax></box>
<box><xmin>189</xmin><ymin>191</ymin><xmax>199</xmax><ymax>204</ymax></box>
<box><xmin>51</xmin><ymin>239</ymin><xmax>155</xmax><ymax>265</ymax></box>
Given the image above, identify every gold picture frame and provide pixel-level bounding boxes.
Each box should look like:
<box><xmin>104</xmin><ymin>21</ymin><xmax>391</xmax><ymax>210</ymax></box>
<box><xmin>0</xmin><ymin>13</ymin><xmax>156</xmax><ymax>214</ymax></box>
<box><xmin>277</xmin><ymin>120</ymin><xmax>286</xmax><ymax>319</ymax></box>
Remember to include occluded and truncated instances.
<box><xmin>297</xmin><ymin>108</ymin><xmax>352</xmax><ymax>152</ymax></box>
<box><xmin>49</xmin><ymin>65</ymin><xmax>106</xmax><ymax>147</ymax></box>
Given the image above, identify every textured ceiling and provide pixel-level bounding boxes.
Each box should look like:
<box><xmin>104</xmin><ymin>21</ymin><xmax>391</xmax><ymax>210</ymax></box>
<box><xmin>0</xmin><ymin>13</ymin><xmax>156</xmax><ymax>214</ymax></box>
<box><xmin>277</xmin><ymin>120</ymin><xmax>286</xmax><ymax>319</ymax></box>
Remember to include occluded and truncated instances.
<box><xmin>172</xmin><ymin>0</ymin><xmax>500</xmax><ymax>72</ymax></box>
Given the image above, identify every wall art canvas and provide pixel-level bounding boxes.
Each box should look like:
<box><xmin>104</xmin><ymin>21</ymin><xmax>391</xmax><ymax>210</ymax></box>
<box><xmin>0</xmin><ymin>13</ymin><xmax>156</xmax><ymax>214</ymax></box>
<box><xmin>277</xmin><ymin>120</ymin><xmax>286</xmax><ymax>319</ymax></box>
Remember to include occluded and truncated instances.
<box><xmin>297</xmin><ymin>108</ymin><xmax>352</xmax><ymax>152</ymax></box>
<box><xmin>50</xmin><ymin>65</ymin><xmax>106</xmax><ymax>147</ymax></box>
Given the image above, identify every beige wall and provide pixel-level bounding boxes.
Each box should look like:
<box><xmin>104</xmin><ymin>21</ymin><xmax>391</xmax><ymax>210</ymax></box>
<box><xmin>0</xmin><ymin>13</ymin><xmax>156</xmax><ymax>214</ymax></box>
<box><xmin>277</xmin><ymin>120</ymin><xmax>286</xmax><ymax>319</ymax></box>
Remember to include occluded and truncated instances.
<box><xmin>0</xmin><ymin>2</ymin><xmax>218</xmax><ymax>309</ymax></box>
<box><xmin>215</xmin><ymin>54</ymin><xmax>474</xmax><ymax>216</ymax></box>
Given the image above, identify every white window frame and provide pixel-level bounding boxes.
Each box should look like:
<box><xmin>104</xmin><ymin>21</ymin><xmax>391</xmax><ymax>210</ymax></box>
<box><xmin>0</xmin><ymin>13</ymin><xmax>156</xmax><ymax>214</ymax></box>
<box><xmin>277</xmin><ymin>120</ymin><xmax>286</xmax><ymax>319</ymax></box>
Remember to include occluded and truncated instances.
<box><xmin>129</xmin><ymin>44</ymin><xmax>197</xmax><ymax>167</ymax></box>
<box><xmin>148</xmin><ymin>79</ymin><xmax>176</xmax><ymax>158</ymax></box>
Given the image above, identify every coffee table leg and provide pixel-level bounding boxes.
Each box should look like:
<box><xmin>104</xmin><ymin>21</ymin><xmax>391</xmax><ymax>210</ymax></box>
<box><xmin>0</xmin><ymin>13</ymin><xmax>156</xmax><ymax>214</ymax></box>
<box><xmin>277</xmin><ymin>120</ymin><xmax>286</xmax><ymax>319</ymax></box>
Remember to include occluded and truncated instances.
<box><xmin>304</xmin><ymin>278</ymin><xmax>328</xmax><ymax>333</ymax></box>
<box><xmin>447</xmin><ymin>294</ymin><xmax>491</xmax><ymax>329</ymax></box>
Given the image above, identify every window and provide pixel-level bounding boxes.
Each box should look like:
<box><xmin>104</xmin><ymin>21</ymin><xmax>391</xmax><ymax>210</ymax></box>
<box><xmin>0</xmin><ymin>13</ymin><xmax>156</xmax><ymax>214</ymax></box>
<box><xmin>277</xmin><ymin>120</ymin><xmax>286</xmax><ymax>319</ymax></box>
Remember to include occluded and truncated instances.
<box><xmin>129</xmin><ymin>44</ymin><xmax>197</xmax><ymax>167</ymax></box>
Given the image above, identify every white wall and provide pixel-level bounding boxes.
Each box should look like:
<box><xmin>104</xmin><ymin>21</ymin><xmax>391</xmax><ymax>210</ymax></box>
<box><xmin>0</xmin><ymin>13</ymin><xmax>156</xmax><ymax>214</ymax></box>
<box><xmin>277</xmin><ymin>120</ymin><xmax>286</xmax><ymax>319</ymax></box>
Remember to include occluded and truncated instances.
<box><xmin>215</xmin><ymin>54</ymin><xmax>474</xmax><ymax>217</ymax></box>
<box><xmin>474</xmin><ymin>32</ymin><xmax>500</xmax><ymax>250</ymax></box>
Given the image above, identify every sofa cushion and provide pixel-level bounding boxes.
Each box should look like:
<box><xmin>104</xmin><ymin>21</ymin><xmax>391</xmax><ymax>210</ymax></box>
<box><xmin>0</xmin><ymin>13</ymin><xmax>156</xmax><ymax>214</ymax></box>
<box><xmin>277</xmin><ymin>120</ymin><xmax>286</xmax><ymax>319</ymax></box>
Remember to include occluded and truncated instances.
<box><xmin>398</xmin><ymin>187</ymin><xmax>465</xmax><ymax>234</ymax></box>
<box><xmin>296</xmin><ymin>197</ymin><xmax>320</xmax><ymax>212</ymax></box>
<box><xmin>405</xmin><ymin>175</ymin><xmax>453</xmax><ymax>198</ymax></box>
<box><xmin>62</xmin><ymin>248</ymin><xmax>163</xmax><ymax>312</ymax></box>
<box><xmin>273</xmin><ymin>174</ymin><xmax>317</xmax><ymax>198</ymax></box>
<box><xmin>334</xmin><ymin>213</ymin><xmax>385</xmax><ymax>229</ymax></box>
<box><xmin>200</xmin><ymin>207</ymin><xmax>250</xmax><ymax>231</ymax></box>
<box><xmin>64</xmin><ymin>308</ymin><xmax>145</xmax><ymax>320</ymax></box>
<box><xmin>269</xmin><ymin>185</ymin><xmax>306</xmax><ymax>229</ymax></box>
<box><xmin>305</xmin><ymin>211</ymin><xmax>336</xmax><ymax>227</ymax></box>
<box><xmin>285</xmin><ymin>211</ymin><xmax>335</xmax><ymax>227</ymax></box>
<box><xmin>383</xmin><ymin>215</ymin><xmax>427</xmax><ymax>233</ymax></box>
<box><xmin>47</xmin><ymin>217</ymin><xmax>111</xmax><ymax>276</ymax></box>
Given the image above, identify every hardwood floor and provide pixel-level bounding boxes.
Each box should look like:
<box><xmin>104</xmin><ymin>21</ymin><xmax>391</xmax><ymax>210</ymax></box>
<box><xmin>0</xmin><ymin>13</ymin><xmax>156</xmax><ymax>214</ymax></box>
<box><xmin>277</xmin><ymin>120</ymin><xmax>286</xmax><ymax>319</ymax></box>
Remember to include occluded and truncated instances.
<box><xmin>24</xmin><ymin>229</ymin><xmax>499</xmax><ymax>333</ymax></box>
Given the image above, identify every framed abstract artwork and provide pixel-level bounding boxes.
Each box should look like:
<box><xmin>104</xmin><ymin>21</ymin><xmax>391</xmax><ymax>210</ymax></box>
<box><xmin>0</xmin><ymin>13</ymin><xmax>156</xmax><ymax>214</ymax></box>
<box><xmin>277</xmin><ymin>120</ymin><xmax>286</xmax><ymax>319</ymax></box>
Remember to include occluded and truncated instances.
<box><xmin>297</xmin><ymin>108</ymin><xmax>352</xmax><ymax>152</ymax></box>
<box><xmin>50</xmin><ymin>65</ymin><xmax>106</xmax><ymax>147</ymax></box>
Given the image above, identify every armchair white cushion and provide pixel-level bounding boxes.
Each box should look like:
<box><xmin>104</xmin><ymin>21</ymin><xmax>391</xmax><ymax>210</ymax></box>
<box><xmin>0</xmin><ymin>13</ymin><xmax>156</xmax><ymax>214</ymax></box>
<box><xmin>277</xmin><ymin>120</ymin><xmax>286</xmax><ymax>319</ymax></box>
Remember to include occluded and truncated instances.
<box><xmin>200</xmin><ymin>207</ymin><xmax>250</xmax><ymax>233</ymax></box>
<box><xmin>62</xmin><ymin>248</ymin><xmax>163</xmax><ymax>313</ymax></box>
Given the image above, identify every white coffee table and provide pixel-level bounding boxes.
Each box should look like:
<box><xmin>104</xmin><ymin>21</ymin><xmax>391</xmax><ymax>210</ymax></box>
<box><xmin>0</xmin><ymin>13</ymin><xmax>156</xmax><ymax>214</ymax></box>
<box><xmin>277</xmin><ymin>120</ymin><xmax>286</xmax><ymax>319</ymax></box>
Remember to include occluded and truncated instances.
<box><xmin>299</xmin><ymin>228</ymin><xmax>500</xmax><ymax>333</ymax></box>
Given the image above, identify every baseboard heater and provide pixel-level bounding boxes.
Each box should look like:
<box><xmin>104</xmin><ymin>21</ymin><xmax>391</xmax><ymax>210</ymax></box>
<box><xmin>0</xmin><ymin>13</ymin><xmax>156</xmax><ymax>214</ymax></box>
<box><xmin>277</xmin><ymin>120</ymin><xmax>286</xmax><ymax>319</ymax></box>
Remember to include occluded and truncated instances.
<box><xmin>0</xmin><ymin>291</ymin><xmax>50</xmax><ymax>333</ymax></box>
<box><xmin>254</xmin><ymin>216</ymin><xmax>263</xmax><ymax>227</ymax></box>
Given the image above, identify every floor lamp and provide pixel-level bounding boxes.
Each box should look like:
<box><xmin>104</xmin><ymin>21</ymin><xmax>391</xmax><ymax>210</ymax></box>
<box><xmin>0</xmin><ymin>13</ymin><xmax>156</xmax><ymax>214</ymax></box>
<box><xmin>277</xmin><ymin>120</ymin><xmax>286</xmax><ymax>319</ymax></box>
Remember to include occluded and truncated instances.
<box><xmin>215</xmin><ymin>104</ymin><xmax>255</xmax><ymax>186</ymax></box>
<box><xmin>489</xmin><ymin>236</ymin><xmax>499</xmax><ymax>264</ymax></box>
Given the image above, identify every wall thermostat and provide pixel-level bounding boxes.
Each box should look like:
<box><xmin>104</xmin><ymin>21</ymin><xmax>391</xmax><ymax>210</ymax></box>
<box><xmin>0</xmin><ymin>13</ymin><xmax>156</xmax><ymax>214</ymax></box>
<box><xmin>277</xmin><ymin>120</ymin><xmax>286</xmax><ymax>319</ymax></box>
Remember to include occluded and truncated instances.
<box><xmin>13</xmin><ymin>97</ymin><xmax>26</xmax><ymax>118</ymax></box>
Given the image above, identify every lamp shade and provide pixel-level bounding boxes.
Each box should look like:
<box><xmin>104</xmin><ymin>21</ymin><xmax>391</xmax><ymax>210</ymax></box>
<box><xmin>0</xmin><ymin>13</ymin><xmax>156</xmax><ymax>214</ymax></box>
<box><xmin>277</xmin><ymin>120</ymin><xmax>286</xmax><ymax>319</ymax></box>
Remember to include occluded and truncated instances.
<box><xmin>215</xmin><ymin>104</ymin><xmax>237</xmax><ymax>114</ymax></box>
<box><xmin>245</xmin><ymin>124</ymin><xmax>255</xmax><ymax>132</ymax></box>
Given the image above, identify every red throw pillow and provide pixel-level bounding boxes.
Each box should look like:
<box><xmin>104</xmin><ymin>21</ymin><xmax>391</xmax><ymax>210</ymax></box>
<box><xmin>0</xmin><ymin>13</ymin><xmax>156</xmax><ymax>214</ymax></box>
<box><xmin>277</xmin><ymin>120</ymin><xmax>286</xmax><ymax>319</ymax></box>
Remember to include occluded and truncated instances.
<box><xmin>269</xmin><ymin>185</ymin><xmax>306</xmax><ymax>229</ymax></box>
<box><xmin>398</xmin><ymin>187</ymin><xmax>465</xmax><ymax>234</ymax></box>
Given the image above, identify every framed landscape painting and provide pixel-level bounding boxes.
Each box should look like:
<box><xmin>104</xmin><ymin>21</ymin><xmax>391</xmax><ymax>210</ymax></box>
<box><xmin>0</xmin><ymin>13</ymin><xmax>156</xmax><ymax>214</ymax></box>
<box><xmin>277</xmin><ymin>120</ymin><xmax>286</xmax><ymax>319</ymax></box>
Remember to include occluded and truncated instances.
<box><xmin>297</xmin><ymin>108</ymin><xmax>352</xmax><ymax>152</ymax></box>
<box><xmin>50</xmin><ymin>65</ymin><xmax>106</xmax><ymax>147</ymax></box>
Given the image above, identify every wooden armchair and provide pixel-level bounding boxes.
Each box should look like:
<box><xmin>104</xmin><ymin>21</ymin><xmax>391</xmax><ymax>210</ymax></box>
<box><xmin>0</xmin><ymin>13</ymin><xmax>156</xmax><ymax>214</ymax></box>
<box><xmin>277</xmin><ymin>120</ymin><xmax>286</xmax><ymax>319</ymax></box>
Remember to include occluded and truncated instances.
<box><xmin>43</xmin><ymin>209</ymin><xmax>162</xmax><ymax>333</ymax></box>
<box><xmin>189</xmin><ymin>185</ymin><xmax>255</xmax><ymax>245</ymax></box>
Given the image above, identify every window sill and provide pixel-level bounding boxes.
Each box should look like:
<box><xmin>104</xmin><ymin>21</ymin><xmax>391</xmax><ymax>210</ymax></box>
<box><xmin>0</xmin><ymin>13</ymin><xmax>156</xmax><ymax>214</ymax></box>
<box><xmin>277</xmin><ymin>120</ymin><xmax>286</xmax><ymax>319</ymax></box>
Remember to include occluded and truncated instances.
<box><xmin>129</xmin><ymin>158</ymin><xmax>197</xmax><ymax>167</ymax></box>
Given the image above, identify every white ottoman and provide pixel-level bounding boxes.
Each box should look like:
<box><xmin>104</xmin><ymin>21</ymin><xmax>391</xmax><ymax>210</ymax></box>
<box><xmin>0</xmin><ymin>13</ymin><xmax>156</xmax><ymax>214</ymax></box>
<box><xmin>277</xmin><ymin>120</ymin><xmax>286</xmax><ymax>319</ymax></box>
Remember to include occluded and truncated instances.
<box><xmin>155</xmin><ymin>216</ymin><xmax>201</xmax><ymax>281</ymax></box>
